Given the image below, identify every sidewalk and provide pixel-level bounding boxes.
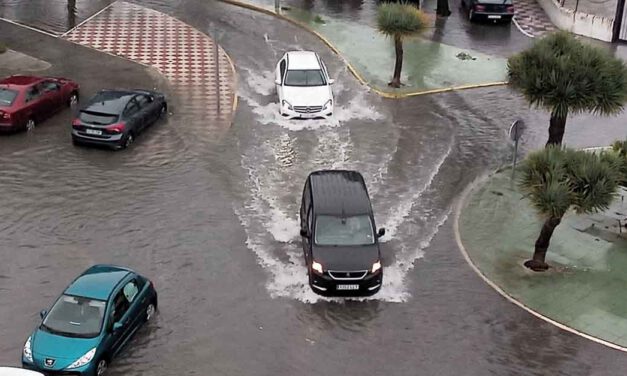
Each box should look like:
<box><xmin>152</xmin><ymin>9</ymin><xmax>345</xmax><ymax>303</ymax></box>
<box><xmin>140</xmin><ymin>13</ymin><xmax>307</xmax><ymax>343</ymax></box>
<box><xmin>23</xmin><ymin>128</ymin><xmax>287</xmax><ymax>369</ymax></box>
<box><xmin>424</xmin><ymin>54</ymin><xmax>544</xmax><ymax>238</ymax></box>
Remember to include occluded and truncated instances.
<box><xmin>222</xmin><ymin>0</ymin><xmax>508</xmax><ymax>96</ymax></box>
<box><xmin>459</xmin><ymin>169</ymin><xmax>627</xmax><ymax>348</ymax></box>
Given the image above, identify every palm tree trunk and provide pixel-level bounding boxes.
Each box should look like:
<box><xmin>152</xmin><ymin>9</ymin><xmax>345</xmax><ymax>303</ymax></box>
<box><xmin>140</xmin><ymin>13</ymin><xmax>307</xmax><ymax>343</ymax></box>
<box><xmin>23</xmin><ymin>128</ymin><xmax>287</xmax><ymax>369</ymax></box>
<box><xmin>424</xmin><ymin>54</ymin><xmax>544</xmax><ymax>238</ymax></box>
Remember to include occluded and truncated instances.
<box><xmin>546</xmin><ymin>113</ymin><xmax>568</xmax><ymax>146</ymax></box>
<box><xmin>524</xmin><ymin>216</ymin><xmax>562</xmax><ymax>271</ymax></box>
<box><xmin>437</xmin><ymin>0</ymin><xmax>452</xmax><ymax>16</ymax></box>
<box><xmin>389</xmin><ymin>35</ymin><xmax>403</xmax><ymax>88</ymax></box>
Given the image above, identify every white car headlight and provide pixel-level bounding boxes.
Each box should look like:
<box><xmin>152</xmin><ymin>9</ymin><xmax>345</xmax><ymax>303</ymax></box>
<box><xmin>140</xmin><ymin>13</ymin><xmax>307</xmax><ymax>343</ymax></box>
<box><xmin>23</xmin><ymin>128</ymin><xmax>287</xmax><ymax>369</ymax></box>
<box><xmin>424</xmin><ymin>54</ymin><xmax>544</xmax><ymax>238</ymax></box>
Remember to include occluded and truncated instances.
<box><xmin>323</xmin><ymin>99</ymin><xmax>332</xmax><ymax>110</ymax></box>
<box><xmin>67</xmin><ymin>348</ymin><xmax>96</xmax><ymax>369</ymax></box>
<box><xmin>372</xmin><ymin>260</ymin><xmax>382</xmax><ymax>273</ymax></box>
<box><xmin>281</xmin><ymin>100</ymin><xmax>293</xmax><ymax>111</ymax></box>
<box><xmin>23</xmin><ymin>336</ymin><xmax>33</xmax><ymax>362</ymax></box>
<box><xmin>312</xmin><ymin>261</ymin><xmax>323</xmax><ymax>274</ymax></box>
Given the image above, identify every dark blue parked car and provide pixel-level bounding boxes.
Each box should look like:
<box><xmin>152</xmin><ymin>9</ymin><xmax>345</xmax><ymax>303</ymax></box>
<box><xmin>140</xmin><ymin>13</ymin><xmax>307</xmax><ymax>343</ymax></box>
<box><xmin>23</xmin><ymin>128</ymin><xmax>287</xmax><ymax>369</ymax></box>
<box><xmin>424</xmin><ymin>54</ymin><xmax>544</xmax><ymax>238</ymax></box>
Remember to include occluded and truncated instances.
<box><xmin>22</xmin><ymin>265</ymin><xmax>157</xmax><ymax>376</ymax></box>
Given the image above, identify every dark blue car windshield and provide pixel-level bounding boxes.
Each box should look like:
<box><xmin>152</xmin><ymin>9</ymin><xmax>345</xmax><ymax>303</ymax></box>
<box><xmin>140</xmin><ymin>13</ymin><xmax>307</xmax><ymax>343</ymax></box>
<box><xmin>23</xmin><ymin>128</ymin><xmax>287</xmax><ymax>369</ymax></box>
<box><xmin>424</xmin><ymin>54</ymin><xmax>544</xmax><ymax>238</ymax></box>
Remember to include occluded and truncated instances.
<box><xmin>42</xmin><ymin>295</ymin><xmax>106</xmax><ymax>338</ymax></box>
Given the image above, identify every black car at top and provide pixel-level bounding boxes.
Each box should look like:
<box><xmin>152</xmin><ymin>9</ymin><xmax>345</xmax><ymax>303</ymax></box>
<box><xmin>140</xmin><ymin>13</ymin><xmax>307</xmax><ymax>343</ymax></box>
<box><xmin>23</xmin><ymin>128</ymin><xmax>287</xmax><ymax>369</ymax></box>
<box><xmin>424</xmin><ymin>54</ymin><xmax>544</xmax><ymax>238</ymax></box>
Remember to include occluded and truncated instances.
<box><xmin>462</xmin><ymin>0</ymin><xmax>514</xmax><ymax>22</ymax></box>
<box><xmin>300</xmin><ymin>170</ymin><xmax>385</xmax><ymax>296</ymax></box>
<box><xmin>72</xmin><ymin>89</ymin><xmax>167</xmax><ymax>150</ymax></box>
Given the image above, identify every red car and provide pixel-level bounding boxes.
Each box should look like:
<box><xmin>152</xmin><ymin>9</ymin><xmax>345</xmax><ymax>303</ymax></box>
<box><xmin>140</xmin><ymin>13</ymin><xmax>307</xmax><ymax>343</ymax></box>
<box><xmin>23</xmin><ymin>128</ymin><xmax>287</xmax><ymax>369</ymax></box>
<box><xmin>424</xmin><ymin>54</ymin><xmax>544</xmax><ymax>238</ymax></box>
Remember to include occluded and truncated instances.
<box><xmin>0</xmin><ymin>75</ymin><xmax>79</xmax><ymax>132</ymax></box>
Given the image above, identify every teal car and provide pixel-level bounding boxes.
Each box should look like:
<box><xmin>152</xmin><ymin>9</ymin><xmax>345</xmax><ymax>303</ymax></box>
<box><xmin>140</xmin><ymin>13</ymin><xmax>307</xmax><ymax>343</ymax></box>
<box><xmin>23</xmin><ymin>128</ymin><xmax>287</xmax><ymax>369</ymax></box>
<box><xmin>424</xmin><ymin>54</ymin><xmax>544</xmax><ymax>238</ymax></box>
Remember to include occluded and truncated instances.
<box><xmin>22</xmin><ymin>265</ymin><xmax>157</xmax><ymax>376</ymax></box>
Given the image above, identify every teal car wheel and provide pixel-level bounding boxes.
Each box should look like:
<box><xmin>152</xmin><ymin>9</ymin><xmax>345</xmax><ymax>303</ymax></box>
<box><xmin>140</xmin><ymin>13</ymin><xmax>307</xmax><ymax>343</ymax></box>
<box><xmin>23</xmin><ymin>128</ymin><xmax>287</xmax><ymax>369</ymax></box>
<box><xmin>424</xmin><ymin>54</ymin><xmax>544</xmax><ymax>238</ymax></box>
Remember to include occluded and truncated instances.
<box><xmin>146</xmin><ymin>303</ymin><xmax>155</xmax><ymax>321</ymax></box>
<box><xmin>96</xmin><ymin>359</ymin><xmax>107</xmax><ymax>376</ymax></box>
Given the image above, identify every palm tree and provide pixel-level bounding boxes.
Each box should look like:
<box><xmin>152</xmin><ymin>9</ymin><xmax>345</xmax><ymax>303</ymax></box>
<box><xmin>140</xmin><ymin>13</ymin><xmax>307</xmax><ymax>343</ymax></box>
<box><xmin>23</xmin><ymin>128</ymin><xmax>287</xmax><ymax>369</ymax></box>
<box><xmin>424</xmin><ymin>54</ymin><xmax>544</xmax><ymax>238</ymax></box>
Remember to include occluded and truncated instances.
<box><xmin>518</xmin><ymin>146</ymin><xmax>620</xmax><ymax>271</ymax></box>
<box><xmin>377</xmin><ymin>2</ymin><xmax>429</xmax><ymax>88</ymax></box>
<box><xmin>508</xmin><ymin>32</ymin><xmax>627</xmax><ymax>146</ymax></box>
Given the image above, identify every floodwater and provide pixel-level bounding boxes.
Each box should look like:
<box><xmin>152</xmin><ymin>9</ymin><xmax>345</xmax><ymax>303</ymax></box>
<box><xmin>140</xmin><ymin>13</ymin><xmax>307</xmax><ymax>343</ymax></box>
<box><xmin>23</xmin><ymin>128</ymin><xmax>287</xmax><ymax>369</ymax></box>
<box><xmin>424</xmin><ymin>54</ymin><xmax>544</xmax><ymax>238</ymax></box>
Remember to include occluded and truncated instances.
<box><xmin>1</xmin><ymin>0</ymin><xmax>627</xmax><ymax>375</ymax></box>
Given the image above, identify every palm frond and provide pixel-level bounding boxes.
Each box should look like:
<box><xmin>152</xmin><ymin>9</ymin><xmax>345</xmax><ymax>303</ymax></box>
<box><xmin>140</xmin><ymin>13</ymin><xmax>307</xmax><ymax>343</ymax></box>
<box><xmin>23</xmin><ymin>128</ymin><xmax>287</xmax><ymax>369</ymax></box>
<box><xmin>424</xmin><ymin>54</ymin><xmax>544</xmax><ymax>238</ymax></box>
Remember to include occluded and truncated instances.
<box><xmin>377</xmin><ymin>2</ymin><xmax>429</xmax><ymax>38</ymax></box>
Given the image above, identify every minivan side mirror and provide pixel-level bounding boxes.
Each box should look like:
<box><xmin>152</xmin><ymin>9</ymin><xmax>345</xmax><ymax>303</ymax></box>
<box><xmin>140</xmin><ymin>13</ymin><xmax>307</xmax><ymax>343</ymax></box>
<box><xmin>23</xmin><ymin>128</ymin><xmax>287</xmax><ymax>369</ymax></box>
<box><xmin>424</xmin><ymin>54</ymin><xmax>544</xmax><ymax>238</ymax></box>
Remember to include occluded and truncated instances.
<box><xmin>112</xmin><ymin>322</ymin><xmax>123</xmax><ymax>333</ymax></box>
<box><xmin>328</xmin><ymin>79</ymin><xmax>335</xmax><ymax>85</ymax></box>
<box><xmin>300</xmin><ymin>229</ymin><xmax>310</xmax><ymax>238</ymax></box>
<box><xmin>275</xmin><ymin>79</ymin><xmax>281</xmax><ymax>85</ymax></box>
<box><xmin>377</xmin><ymin>228</ymin><xmax>386</xmax><ymax>238</ymax></box>
<box><xmin>40</xmin><ymin>309</ymin><xmax>48</xmax><ymax>319</ymax></box>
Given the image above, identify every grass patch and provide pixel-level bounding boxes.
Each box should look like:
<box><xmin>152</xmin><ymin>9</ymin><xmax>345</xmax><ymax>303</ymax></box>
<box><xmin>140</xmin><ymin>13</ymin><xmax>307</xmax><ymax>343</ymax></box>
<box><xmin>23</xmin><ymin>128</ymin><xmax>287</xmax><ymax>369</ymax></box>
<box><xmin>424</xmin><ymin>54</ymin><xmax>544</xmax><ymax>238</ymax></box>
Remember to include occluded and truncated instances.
<box><xmin>0</xmin><ymin>42</ymin><xmax>6</xmax><ymax>54</ymax></box>
<box><xmin>314</xmin><ymin>15</ymin><xmax>326</xmax><ymax>24</ymax></box>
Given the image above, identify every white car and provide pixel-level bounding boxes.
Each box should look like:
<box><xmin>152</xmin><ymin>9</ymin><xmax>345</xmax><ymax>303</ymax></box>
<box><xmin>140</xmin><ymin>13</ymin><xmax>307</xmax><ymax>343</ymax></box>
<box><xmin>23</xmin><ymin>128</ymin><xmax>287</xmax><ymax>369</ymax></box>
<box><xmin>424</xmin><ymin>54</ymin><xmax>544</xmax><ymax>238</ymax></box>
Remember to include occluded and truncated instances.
<box><xmin>275</xmin><ymin>51</ymin><xmax>334</xmax><ymax>119</ymax></box>
<box><xmin>0</xmin><ymin>367</ymin><xmax>44</xmax><ymax>376</ymax></box>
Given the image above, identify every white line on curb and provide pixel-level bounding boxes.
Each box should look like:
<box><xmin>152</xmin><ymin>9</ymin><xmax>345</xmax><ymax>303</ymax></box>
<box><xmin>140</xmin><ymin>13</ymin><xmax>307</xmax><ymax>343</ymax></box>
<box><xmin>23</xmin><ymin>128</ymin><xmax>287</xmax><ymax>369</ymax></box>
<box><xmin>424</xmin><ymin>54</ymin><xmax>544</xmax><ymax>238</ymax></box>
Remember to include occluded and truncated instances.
<box><xmin>512</xmin><ymin>16</ymin><xmax>535</xmax><ymax>39</ymax></box>
<box><xmin>453</xmin><ymin>173</ymin><xmax>627</xmax><ymax>353</ymax></box>
<box><xmin>0</xmin><ymin>17</ymin><xmax>59</xmax><ymax>38</ymax></box>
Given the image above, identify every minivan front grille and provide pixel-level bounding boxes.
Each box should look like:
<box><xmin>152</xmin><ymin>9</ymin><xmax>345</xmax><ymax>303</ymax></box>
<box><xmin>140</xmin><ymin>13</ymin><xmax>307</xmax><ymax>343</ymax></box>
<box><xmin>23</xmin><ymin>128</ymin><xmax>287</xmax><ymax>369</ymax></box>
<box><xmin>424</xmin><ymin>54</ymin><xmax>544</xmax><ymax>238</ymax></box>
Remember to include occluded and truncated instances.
<box><xmin>328</xmin><ymin>270</ymin><xmax>368</xmax><ymax>280</ymax></box>
<box><xmin>294</xmin><ymin>105</ymin><xmax>323</xmax><ymax>114</ymax></box>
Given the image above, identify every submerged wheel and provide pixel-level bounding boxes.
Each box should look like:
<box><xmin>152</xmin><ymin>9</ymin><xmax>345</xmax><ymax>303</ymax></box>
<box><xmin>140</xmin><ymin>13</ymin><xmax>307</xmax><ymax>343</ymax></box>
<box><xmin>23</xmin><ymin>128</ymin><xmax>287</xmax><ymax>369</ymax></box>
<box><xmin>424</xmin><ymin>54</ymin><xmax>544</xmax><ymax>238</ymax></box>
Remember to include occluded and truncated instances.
<box><xmin>96</xmin><ymin>359</ymin><xmax>108</xmax><ymax>376</ymax></box>
<box><xmin>68</xmin><ymin>92</ymin><xmax>79</xmax><ymax>107</ymax></box>
<box><xmin>25</xmin><ymin>118</ymin><xmax>35</xmax><ymax>132</ymax></box>
<box><xmin>145</xmin><ymin>303</ymin><xmax>156</xmax><ymax>322</ymax></box>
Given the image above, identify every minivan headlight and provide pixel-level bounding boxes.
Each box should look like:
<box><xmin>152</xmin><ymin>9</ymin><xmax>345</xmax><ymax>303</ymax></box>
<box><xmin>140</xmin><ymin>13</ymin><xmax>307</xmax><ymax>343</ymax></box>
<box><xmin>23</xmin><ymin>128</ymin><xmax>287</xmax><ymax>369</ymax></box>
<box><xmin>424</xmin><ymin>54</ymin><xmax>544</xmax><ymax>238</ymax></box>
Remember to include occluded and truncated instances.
<box><xmin>282</xmin><ymin>100</ymin><xmax>293</xmax><ymax>110</ymax></box>
<box><xmin>312</xmin><ymin>261</ymin><xmax>323</xmax><ymax>274</ymax></box>
<box><xmin>23</xmin><ymin>336</ymin><xmax>33</xmax><ymax>362</ymax></box>
<box><xmin>372</xmin><ymin>261</ymin><xmax>382</xmax><ymax>273</ymax></box>
<box><xmin>323</xmin><ymin>99</ymin><xmax>332</xmax><ymax>110</ymax></box>
<box><xmin>67</xmin><ymin>348</ymin><xmax>96</xmax><ymax>369</ymax></box>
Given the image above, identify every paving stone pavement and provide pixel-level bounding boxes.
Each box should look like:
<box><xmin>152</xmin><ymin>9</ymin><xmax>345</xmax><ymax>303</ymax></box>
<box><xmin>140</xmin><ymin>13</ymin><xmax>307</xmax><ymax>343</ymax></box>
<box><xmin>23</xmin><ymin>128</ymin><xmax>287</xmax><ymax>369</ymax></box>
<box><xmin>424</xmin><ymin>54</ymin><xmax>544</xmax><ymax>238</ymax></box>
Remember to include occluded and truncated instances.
<box><xmin>64</xmin><ymin>1</ymin><xmax>236</xmax><ymax>135</ymax></box>
<box><xmin>514</xmin><ymin>0</ymin><xmax>557</xmax><ymax>37</ymax></box>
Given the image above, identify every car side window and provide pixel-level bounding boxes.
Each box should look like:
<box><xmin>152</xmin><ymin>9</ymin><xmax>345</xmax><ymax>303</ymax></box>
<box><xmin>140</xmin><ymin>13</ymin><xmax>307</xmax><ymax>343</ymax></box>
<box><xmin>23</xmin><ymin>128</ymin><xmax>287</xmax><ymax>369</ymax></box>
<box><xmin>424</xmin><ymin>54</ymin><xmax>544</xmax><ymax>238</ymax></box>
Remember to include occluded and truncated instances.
<box><xmin>307</xmin><ymin>207</ymin><xmax>313</xmax><ymax>232</ymax></box>
<box><xmin>302</xmin><ymin>182</ymin><xmax>311</xmax><ymax>213</ymax></box>
<box><xmin>42</xmin><ymin>81</ymin><xmax>59</xmax><ymax>92</ymax></box>
<box><xmin>111</xmin><ymin>289</ymin><xmax>131</xmax><ymax>323</ymax></box>
<box><xmin>124</xmin><ymin>100</ymin><xmax>140</xmax><ymax>117</ymax></box>
<box><xmin>25</xmin><ymin>85</ymin><xmax>42</xmax><ymax>102</ymax></box>
<box><xmin>122</xmin><ymin>280</ymin><xmax>139</xmax><ymax>303</ymax></box>
<box><xmin>136</xmin><ymin>95</ymin><xmax>150</xmax><ymax>109</ymax></box>
<box><xmin>279</xmin><ymin>60</ymin><xmax>287</xmax><ymax>83</ymax></box>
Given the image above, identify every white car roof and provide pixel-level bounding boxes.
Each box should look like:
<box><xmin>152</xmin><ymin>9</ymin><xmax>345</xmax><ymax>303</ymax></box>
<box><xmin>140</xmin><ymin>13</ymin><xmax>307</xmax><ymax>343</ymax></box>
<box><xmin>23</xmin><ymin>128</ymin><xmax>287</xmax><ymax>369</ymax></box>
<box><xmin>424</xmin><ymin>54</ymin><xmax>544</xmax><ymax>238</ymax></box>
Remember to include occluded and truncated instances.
<box><xmin>0</xmin><ymin>367</ymin><xmax>45</xmax><ymax>376</ymax></box>
<box><xmin>286</xmin><ymin>51</ymin><xmax>321</xmax><ymax>70</ymax></box>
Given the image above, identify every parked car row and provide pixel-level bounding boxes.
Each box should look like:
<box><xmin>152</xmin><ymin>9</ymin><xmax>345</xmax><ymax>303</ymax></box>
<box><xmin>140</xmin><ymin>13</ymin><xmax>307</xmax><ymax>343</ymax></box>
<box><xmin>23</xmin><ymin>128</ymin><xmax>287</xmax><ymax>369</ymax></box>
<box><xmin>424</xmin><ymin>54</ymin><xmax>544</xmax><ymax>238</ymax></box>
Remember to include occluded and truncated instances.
<box><xmin>0</xmin><ymin>75</ymin><xmax>167</xmax><ymax>150</ymax></box>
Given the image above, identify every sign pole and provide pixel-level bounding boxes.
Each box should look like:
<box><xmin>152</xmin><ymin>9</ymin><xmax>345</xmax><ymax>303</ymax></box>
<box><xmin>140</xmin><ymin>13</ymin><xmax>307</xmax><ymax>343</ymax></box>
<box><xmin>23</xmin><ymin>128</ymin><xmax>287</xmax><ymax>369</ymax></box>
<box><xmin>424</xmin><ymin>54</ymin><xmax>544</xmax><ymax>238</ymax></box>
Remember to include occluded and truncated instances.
<box><xmin>511</xmin><ymin>138</ymin><xmax>518</xmax><ymax>187</ymax></box>
<box><xmin>275</xmin><ymin>0</ymin><xmax>280</xmax><ymax>12</ymax></box>
<box><xmin>508</xmin><ymin>119</ymin><xmax>525</xmax><ymax>189</ymax></box>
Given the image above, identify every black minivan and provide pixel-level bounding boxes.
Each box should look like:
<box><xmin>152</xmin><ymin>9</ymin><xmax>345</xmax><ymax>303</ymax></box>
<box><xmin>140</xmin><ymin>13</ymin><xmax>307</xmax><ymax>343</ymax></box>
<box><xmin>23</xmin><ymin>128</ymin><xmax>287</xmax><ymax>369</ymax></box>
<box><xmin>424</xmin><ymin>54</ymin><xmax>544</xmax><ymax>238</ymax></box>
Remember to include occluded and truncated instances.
<box><xmin>300</xmin><ymin>170</ymin><xmax>385</xmax><ymax>296</ymax></box>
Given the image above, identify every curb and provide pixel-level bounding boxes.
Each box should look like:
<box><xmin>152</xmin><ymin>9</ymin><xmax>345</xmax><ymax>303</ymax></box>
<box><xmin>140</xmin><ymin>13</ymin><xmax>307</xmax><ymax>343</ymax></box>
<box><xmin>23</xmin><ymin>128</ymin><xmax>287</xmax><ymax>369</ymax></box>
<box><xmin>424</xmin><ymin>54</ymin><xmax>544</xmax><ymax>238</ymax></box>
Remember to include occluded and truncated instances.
<box><xmin>453</xmin><ymin>171</ymin><xmax>627</xmax><ymax>354</ymax></box>
<box><xmin>216</xmin><ymin>0</ymin><xmax>508</xmax><ymax>98</ymax></box>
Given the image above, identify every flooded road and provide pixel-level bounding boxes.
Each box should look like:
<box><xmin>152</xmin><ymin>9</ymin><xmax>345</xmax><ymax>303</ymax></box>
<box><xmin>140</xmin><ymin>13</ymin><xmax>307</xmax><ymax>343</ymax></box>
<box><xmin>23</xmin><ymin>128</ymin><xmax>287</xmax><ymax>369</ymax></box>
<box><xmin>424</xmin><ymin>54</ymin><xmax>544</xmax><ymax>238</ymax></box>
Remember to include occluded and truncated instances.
<box><xmin>1</xmin><ymin>0</ymin><xmax>627</xmax><ymax>375</ymax></box>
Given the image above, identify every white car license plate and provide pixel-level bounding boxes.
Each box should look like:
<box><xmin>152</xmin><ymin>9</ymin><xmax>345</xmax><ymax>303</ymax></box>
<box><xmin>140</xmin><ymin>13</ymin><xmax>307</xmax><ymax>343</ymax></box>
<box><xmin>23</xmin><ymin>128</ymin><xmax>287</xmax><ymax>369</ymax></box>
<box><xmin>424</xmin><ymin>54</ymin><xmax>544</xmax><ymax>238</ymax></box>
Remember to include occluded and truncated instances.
<box><xmin>86</xmin><ymin>129</ymin><xmax>102</xmax><ymax>136</ymax></box>
<box><xmin>300</xmin><ymin>113</ymin><xmax>318</xmax><ymax>119</ymax></box>
<box><xmin>488</xmin><ymin>15</ymin><xmax>501</xmax><ymax>19</ymax></box>
<box><xmin>336</xmin><ymin>284</ymin><xmax>359</xmax><ymax>291</ymax></box>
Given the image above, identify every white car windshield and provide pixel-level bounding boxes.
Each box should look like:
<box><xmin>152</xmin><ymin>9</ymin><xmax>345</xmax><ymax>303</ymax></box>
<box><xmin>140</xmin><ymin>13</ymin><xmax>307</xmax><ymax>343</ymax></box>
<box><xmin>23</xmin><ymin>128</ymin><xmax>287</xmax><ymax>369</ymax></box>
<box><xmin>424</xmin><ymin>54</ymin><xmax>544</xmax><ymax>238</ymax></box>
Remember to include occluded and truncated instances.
<box><xmin>284</xmin><ymin>70</ymin><xmax>326</xmax><ymax>87</ymax></box>
<box><xmin>41</xmin><ymin>295</ymin><xmax>106</xmax><ymax>338</ymax></box>
<box><xmin>315</xmin><ymin>215</ymin><xmax>375</xmax><ymax>246</ymax></box>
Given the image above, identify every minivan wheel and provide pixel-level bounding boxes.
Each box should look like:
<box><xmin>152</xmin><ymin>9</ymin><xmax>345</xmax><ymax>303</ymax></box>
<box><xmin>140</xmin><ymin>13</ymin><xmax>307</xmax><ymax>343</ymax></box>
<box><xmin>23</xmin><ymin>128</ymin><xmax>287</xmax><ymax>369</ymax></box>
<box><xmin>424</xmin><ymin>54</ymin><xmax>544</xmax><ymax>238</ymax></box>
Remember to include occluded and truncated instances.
<box><xmin>159</xmin><ymin>103</ymin><xmax>167</xmax><ymax>118</ymax></box>
<box><xmin>469</xmin><ymin>9</ymin><xmax>476</xmax><ymax>21</ymax></box>
<box><xmin>96</xmin><ymin>359</ymin><xmax>108</xmax><ymax>376</ymax></box>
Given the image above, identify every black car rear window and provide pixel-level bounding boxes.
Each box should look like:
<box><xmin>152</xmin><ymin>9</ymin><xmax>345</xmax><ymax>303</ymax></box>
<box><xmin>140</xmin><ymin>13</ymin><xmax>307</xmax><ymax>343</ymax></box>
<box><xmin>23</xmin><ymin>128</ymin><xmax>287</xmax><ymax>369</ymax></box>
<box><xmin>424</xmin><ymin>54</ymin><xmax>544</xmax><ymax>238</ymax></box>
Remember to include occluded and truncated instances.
<box><xmin>0</xmin><ymin>88</ymin><xmax>18</xmax><ymax>107</ymax></box>
<box><xmin>79</xmin><ymin>111</ymin><xmax>118</xmax><ymax>125</ymax></box>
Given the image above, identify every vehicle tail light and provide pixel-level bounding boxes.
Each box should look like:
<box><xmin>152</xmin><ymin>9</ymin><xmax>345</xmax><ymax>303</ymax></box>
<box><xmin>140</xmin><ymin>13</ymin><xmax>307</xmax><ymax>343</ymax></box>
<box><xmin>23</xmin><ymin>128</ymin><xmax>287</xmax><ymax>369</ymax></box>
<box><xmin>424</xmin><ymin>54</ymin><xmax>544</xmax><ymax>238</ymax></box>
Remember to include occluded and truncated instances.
<box><xmin>72</xmin><ymin>119</ymin><xmax>81</xmax><ymax>128</ymax></box>
<box><xmin>475</xmin><ymin>4</ymin><xmax>486</xmax><ymax>11</ymax></box>
<box><xmin>105</xmin><ymin>122</ymin><xmax>126</xmax><ymax>133</ymax></box>
<box><xmin>506</xmin><ymin>5</ymin><xmax>514</xmax><ymax>12</ymax></box>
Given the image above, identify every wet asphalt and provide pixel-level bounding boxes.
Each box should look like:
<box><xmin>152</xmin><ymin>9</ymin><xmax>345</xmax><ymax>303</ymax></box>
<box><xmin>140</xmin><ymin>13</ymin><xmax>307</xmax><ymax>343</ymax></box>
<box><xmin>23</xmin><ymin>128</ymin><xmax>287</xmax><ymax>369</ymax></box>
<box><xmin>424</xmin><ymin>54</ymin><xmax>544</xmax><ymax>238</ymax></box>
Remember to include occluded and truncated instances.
<box><xmin>1</xmin><ymin>0</ymin><xmax>627</xmax><ymax>375</ymax></box>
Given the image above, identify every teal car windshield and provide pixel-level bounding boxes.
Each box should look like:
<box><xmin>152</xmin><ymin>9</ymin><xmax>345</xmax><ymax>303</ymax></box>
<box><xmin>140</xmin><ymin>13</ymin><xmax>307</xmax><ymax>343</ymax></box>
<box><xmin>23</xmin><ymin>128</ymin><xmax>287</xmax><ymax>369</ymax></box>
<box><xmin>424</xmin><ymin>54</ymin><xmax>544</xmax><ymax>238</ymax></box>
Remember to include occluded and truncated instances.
<box><xmin>315</xmin><ymin>215</ymin><xmax>375</xmax><ymax>246</ymax></box>
<box><xmin>42</xmin><ymin>295</ymin><xmax>106</xmax><ymax>338</ymax></box>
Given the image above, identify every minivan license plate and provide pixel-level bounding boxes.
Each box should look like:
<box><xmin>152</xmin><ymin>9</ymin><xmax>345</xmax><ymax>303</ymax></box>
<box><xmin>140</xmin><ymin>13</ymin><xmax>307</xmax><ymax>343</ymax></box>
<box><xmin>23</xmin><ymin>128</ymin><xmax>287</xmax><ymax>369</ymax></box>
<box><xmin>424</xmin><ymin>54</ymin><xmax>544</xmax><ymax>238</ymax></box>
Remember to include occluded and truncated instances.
<box><xmin>86</xmin><ymin>129</ymin><xmax>102</xmax><ymax>136</ymax></box>
<box><xmin>488</xmin><ymin>15</ymin><xmax>501</xmax><ymax>19</ymax></box>
<box><xmin>336</xmin><ymin>284</ymin><xmax>359</xmax><ymax>290</ymax></box>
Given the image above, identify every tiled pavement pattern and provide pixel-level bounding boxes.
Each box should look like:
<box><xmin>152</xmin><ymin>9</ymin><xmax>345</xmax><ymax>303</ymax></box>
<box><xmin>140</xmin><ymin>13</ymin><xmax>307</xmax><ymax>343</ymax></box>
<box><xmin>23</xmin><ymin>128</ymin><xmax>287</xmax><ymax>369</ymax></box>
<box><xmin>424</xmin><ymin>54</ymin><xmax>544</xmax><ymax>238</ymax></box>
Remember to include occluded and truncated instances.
<box><xmin>65</xmin><ymin>1</ymin><xmax>235</xmax><ymax>134</ymax></box>
<box><xmin>514</xmin><ymin>0</ymin><xmax>557</xmax><ymax>37</ymax></box>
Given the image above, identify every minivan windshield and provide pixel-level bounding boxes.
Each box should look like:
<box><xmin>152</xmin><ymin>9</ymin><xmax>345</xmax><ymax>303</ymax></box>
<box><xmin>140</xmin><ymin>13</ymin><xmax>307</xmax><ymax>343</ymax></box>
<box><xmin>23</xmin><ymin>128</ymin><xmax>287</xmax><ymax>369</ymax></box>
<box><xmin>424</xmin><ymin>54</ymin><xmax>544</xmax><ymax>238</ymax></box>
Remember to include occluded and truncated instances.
<box><xmin>315</xmin><ymin>215</ymin><xmax>375</xmax><ymax>246</ymax></box>
<box><xmin>284</xmin><ymin>70</ymin><xmax>326</xmax><ymax>87</ymax></box>
<box><xmin>41</xmin><ymin>295</ymin><xmax>106</xmax><ymax>338</ymax></box>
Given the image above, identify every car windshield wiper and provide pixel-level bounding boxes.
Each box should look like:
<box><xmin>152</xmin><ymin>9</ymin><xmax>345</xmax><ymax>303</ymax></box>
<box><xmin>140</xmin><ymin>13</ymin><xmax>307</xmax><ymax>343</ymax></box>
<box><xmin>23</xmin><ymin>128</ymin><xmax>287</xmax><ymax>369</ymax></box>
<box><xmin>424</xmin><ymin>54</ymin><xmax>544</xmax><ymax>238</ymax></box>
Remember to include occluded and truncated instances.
<box><xmin>40</xmin><ymin>323</ymin><xmax>71</xmax><ymax>336</ymax></box>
